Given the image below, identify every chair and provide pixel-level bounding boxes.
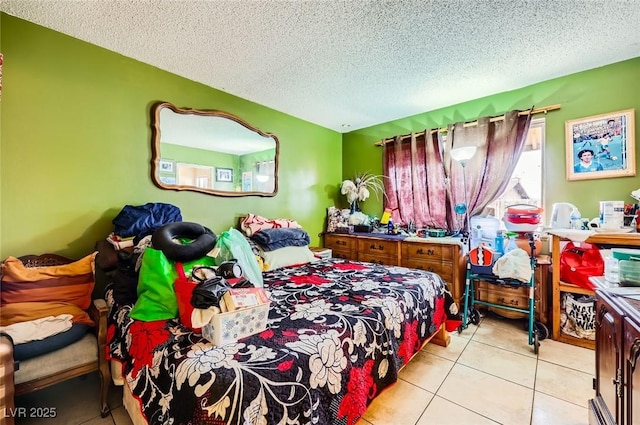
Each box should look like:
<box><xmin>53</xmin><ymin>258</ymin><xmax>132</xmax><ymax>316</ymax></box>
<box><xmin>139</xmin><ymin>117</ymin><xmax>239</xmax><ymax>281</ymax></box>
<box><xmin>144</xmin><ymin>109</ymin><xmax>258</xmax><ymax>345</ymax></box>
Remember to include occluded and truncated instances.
<box><xmin>0</xmin><ymin>254</ymin><xmax>111</xmax><ymax>424</ymax></box>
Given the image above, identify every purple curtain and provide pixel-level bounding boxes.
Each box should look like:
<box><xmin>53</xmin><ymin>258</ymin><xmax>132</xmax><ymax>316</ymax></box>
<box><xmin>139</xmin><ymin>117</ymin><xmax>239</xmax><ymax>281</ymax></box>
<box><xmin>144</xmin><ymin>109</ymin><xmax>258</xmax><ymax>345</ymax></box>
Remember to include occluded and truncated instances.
<box><xmin>384</xmin><ymin>110</ymin><xmax>532</xmax><ymax>231</ymax></box>
<box><xmin>444</xmin><ymin>110</ymin><xmax>533</xmax><ymax>230</ymax></box>
<box><xmin>383</xmin><ymin>131</ymin><xmax>448</xmax><ymax>228</ymax></box>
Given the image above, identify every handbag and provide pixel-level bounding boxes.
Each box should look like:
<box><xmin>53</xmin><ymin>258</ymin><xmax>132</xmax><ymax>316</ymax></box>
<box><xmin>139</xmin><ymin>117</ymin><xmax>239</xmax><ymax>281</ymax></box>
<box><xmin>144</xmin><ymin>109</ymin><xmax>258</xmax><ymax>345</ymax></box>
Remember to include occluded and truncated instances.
<box><xmin>559</xmin><ymin>242</ymin><xmax>604</xmax><ymax>291</ymax></box>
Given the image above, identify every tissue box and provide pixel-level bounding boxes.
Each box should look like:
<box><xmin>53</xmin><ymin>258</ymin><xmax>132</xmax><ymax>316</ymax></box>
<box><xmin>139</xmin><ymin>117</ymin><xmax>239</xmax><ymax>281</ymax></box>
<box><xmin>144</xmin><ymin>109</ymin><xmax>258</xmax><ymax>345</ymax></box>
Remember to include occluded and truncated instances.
<box><xmin>202</xmin><ymin>302</ymin><xmax>270</xmax><ymax>346</ymax></box>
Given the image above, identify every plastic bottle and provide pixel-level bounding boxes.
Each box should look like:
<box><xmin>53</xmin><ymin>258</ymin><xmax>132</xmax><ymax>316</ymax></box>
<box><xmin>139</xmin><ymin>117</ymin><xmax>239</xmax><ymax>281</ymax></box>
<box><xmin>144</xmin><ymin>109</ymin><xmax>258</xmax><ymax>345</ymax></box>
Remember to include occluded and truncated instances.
<box><xmin>494</xmin><ymin>230</ymin><xmax>504</xmax><ymax>259</ymax></box>
<box><xmin>570</xmin><ymin>209</ymin><xmax>582</xmax><ymax>230</ymax></box>
<box><xmin>504</xmin><ymin>232</ymin><xmax>519</xmax><ymax>254</ymax></box>
<box><xmin>387</xmin><ymin>218</ymin><xmax>394</xmax><ymax>235</ymax></box>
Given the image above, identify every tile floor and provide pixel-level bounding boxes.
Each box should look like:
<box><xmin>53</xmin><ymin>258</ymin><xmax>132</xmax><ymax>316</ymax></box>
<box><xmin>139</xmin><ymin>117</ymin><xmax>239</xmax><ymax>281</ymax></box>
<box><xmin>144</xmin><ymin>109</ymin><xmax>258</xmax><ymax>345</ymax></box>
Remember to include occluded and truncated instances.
<box><xmin>14</xmin><ymin>313</ymin><xmax>595</xmax><ymax>425</ymax></box>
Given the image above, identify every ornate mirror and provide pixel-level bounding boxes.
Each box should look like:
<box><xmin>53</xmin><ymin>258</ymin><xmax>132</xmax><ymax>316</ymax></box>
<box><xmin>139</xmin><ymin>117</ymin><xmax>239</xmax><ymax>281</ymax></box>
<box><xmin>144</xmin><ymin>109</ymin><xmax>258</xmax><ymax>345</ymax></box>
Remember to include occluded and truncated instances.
<box><xmin>151</xmin><ymin>102</ymin><xmax>279</xmax><ymax>197</ymax></box>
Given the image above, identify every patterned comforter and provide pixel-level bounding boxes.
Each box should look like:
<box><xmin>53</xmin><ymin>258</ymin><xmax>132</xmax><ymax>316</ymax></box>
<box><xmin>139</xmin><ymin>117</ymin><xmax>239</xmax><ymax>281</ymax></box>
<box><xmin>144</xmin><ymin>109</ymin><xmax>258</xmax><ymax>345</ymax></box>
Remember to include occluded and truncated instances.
<box><xmin>106</xmin><ymin>258</ymin><xmax>447</xmax><ymax>425</ymax></box>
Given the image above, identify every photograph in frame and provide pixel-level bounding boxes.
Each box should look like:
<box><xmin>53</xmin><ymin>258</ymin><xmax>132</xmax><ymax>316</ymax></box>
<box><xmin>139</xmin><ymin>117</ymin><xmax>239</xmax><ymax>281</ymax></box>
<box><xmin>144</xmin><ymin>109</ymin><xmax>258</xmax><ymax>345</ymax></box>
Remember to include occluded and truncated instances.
<box><xmin>159</xmin><ymin>159</ymin><xmax>174</xmax><ymax>173</ymax></box>
<box><xmin>565</xmin><ymin>109</ymin><xmax>635</xmax><ymax>181</ymax></box>
<box><xmin>216</xmin><ymin>167</ymin><xmax>234</xmax><ymax>182</ymax></box>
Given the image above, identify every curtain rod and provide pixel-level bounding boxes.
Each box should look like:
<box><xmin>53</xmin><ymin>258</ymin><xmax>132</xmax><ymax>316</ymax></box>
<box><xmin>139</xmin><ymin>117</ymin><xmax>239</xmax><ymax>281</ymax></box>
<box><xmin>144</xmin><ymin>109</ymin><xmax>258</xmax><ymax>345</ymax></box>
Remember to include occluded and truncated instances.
<box><xmin>374</xmin><ymin>104</ymin><xmax>561</xmax><ymax>146</ymax></box>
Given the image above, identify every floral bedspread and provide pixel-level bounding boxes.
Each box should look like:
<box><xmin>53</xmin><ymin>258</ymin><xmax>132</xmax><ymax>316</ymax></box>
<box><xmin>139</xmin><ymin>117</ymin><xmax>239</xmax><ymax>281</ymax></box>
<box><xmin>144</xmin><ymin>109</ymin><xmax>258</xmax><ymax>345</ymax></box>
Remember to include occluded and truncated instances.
<box><xmin>106</xmin><ymin>258</ymin><xmax>446</xmax><ymax>425</ymax></box>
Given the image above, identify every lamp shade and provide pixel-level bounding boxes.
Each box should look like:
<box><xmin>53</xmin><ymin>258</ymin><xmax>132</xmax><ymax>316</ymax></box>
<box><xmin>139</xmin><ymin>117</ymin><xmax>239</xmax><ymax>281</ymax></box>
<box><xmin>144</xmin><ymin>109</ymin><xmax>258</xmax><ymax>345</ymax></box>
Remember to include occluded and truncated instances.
<box><xmin>450</xmin><ymin>146</ymin><xmax>477</xmax><ymax>164</ymax></box>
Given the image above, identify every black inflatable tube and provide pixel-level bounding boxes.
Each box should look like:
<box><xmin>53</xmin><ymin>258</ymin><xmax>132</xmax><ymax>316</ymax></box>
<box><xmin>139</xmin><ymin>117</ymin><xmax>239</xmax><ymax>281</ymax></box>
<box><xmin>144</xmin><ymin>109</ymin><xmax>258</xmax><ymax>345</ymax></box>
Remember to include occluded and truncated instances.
<box><xmin>151</xmin><ymin>222</ymin><xmax>217</xmax><ymax>262</ymax></box>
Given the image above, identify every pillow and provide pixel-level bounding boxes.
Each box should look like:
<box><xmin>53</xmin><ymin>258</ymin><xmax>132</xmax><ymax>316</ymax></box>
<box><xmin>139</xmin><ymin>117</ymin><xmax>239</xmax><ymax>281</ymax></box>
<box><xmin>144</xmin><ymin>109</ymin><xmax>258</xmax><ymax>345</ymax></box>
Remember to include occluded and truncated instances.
<box><xmin>0</xmin><ymin>302</ymin><xmax>94</xmax><ymax>327</ymax></box>
<box><xmin>262</xmin><ymin>246</ymin><xmax>317</xmax><ymax>271</ymax></box>
<box><xmin>1</xmin><ymin>253</ymin><xmax>97</xmax><ymax>310</ymax></box>
<box><xmin>130</xmin><ymin>247</ymin><xmax>215</xmax><ymax>322</ymax></box>
<box><xmin>240</xmin><ymin>213</ymin><xmax>302</xmax><ymax>237</ymax></box>
<box><xmin>13</xmin><ymin>323</ymin><xmax>90</xmax><ymax>361</ymax></box>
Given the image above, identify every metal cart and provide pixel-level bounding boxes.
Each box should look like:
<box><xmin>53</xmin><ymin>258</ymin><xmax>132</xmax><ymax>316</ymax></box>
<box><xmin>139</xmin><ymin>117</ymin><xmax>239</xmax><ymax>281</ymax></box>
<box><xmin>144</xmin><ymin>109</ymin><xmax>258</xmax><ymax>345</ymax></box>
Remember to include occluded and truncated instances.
<box><xmin>457</xmin><ymin>234</ymin><xmax>547</xmax><ymax>354</ymax></box>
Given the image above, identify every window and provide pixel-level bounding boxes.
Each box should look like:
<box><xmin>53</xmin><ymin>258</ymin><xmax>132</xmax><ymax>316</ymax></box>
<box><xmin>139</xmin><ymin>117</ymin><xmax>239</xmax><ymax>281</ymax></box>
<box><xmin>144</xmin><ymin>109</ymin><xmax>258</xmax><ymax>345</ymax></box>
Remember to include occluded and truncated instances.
<box><xmin>486</xmin><ymin>118</ymin><xmax>545</xmax><ymax>221</ymax></box>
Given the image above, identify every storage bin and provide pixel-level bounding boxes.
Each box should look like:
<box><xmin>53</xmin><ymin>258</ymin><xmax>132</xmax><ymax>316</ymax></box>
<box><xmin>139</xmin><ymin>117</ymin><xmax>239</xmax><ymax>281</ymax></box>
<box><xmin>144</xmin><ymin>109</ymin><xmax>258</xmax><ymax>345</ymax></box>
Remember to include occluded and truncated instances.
<box><xmin>202</xmin><ymin>302</ymin><xmax>270</xmax><ymax>346</ymax></box>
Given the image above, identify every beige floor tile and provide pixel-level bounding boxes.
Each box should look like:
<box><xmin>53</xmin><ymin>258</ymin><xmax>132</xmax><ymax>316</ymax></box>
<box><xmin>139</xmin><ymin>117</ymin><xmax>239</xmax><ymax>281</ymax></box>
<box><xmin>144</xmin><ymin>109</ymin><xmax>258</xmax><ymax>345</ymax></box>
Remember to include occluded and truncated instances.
<box><xmin>362</xmin><ymin>379</ymin><xmax>433</xmax><ymax>425</ymax></box>
<box><xmin>537</xmin><ymin>337</ymin><xmax>595</xmax><ymax>374</ymax></box>
<box><xmin>111</xmin><ymin>406</ymin><xmax>134</xmax><ymax>425</ymax></box>
<box><xmin>424</xmin><ymin>330</ymin><xmax>470</xmax><ymax>361</ymax></box>
<box><xmin>437</xmin><ymin>363</ymin><xmax>533</xmax><ymax>425</ymax></box>
<box><xmin>531</xmin><ymin>391</ymin><xmax>589</xmax><ymax>425</ymax></box>
<box><xmin>399</xmin><ymin>350</ymin><xmax>455</xmax><ymax>393</ymax></box>
<box><xmin>536</xmin><ymin>360</ymin><xmax>595</xmax><ymax>406</ymax></box>
<box><xmin>471</xmin><ymin>315</ymin><xmax>538</xmax><ymax>358</ymax></box>
<box><xmin>416</xmin><ymin>395</ymin><xmax>499</xmax><ymax>425</ymax></box>
<box><xmin>458</xmin><ymin>340</ymin><xmax>537</xmax><ymax>388</ymax></box>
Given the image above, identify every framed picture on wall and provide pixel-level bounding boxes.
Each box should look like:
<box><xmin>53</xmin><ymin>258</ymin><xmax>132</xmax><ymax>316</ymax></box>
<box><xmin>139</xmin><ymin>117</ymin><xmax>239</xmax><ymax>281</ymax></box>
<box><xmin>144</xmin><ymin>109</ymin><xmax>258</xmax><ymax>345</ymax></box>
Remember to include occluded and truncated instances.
<box><xmin>159</xmin><ymin>159</ymin><xmax>174</xmax><ymax>173</ymax></box>
<box><xmin>565</xmin><ymin>109</ymin><xmax>635</xmax><ymax>181</ymax></box>
<box><xmin>216</xmin><ymin>167</ymin><xmax>234</xmax><ymax>182</ymax></box>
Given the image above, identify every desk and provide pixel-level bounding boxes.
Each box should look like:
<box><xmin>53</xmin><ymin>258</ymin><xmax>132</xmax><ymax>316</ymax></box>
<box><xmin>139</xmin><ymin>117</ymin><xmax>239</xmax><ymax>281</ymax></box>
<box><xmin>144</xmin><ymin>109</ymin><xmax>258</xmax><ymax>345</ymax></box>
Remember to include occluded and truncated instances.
<box><xmin>549</xmin><ymin>230</ymin><xmax>640</xmax><ymax>349</ymax></box>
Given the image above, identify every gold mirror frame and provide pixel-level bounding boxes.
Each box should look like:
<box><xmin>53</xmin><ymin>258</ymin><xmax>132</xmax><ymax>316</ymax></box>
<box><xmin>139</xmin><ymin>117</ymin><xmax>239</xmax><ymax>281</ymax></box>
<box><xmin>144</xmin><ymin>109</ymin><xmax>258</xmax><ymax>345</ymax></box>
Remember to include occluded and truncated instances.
<box><xmin>151</xmin><ymin>102</ymin><xmax>279</xmax><ymax>197</ymax></box>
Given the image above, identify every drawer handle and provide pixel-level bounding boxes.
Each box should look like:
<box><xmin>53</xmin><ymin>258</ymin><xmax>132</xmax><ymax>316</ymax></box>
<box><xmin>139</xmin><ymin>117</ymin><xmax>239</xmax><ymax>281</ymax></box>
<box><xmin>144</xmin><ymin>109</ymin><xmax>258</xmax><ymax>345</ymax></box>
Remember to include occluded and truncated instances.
<box><xmin>497</xmin><ymin>297</ymin><xmax>519</xmax><ymax>306</ymax></box>
<box><xmin>337</xmin><ymin>240</ymin><xmax>346</xmax><ymax>246</ymax></box>
<box><xmin>370</xmin><ymin>244</ymin><xmax>385</xmax><ymax>251</ymax></box>
<box><xmin>416</xmin><ymin>248</ymin><xmax>436</xmax><ymax>256</ymax></box>
<box><xmin>426</xmin><ymin>266</ymin><xmax>435</xmax><ymax>272</ymax></box>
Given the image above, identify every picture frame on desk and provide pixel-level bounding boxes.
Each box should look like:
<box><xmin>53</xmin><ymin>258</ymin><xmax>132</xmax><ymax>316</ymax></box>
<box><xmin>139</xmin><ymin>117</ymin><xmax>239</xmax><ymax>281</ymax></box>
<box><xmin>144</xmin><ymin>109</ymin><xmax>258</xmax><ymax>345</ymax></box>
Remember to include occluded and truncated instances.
<box><xmin>565</xmin><ymin>109</ymin><xmax>635</xmax><ymax>181</ymax></box>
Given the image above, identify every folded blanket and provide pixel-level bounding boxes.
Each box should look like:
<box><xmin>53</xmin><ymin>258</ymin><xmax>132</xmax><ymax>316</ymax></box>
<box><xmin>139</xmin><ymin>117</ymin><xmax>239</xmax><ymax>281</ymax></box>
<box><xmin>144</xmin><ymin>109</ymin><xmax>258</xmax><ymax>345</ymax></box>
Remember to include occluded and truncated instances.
<box><xmin>0</xmin><ymin>314</ymin><xmax>73</xmax><ymax>344</ymax></box>
<box><xmin>251</xmin><ymin>228</ymin><xmax>310</xmax><ymax>251</ymax></box>
<box><xmin>241</xmin><ymin>213</ymin><xmax>301</xmax><ymax>237</ymax></box>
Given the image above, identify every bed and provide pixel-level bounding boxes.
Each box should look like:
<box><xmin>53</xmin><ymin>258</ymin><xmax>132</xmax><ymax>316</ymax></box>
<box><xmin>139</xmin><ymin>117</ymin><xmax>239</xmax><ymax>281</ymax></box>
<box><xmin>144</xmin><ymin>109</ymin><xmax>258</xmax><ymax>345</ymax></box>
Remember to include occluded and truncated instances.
<box><xmin>106</xmin><ymin>257</ymin><xmax>449</xmax><ymax>425</ymax></box>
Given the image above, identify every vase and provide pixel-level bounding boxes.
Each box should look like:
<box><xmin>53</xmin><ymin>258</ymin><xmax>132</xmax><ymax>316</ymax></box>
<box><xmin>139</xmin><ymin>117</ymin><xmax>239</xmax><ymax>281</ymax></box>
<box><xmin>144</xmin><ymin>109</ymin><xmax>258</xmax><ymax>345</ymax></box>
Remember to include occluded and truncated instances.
<box><xmin>350</xmin><ymin>201</ymin><xmax>360</xmax><ymax>214</ymax></box>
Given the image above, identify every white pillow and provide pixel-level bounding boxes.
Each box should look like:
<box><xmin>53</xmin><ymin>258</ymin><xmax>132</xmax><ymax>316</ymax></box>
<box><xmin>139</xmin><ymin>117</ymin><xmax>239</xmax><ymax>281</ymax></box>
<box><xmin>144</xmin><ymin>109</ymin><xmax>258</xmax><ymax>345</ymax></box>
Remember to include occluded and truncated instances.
<box><xmin>262</xmin><ymin>246</ymin><xmax>317</xmax><ymax>271</ymax></box>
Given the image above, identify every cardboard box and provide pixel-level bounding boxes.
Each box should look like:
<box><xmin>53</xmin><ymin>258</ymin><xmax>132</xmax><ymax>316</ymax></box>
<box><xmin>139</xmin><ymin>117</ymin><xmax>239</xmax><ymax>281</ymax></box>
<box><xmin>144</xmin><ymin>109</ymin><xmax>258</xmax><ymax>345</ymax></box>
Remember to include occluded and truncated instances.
<box><xmin>222</xmin><ymin>287</ymin><xmax>270</xmax><ymax>311</ymax></box>
<box><xmin>202</xmin><ymin>301</ymin><xmax>270</xmax><ymax>346</ymax></box>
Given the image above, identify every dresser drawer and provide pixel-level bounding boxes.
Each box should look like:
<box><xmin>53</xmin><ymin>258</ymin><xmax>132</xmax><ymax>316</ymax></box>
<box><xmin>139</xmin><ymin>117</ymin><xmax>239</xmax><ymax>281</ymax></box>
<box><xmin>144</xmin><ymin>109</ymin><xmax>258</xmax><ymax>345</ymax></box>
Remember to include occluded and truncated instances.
<box><xmin>402</xmin><ymin>242</ymin><xmax>454</xmax><ymax>261</ymax></box>
<box><xmin>476</xmin><ymin>280</ymin><xmax>544</xmax><ymax>321</ymax></box>
<box><xmin>324</xmin><ymin>234</ymin><xmax>356</xmax><ymax>251</ymax></box>
<box><xmin>358</xmin><ymin>252</ymin><xmax>397</xmax><ymax>266</ymax></box>
<box><xmin>401</xmin><ymin>258</ymin><xmax>454</xmax><ymax>281</ymax></box>
<box><xmin>357</xmin><ymin>238</ymin><xmax>399</xmax><ymax>257</ymax></box>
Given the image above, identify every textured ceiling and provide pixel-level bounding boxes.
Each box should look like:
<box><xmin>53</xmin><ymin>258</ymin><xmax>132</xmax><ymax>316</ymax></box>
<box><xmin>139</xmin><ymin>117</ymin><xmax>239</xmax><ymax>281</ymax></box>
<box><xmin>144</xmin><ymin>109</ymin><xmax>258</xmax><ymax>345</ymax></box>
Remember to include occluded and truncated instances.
<box><xmin>2</xmin><ymin>0</ymin><xmax>640</xmax><ymax>132</ymax></box>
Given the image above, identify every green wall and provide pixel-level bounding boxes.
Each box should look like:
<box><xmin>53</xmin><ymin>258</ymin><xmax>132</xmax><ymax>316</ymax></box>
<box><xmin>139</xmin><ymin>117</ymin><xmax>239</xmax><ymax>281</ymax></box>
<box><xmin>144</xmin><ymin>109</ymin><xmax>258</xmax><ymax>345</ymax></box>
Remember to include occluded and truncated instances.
<box><xmin>343</xmin><ymin>57</ymin><xmax>640</xmax><ymax>223</ymax></box>
<box><xmin>2</xmin><ymin>13</ymin><xmax>639</xmax><ymax>260</ymax></box>
<box><xmin>0</xmin><ymin>14</ymin><xmax>342</xmax><ymax>259</ymax></box>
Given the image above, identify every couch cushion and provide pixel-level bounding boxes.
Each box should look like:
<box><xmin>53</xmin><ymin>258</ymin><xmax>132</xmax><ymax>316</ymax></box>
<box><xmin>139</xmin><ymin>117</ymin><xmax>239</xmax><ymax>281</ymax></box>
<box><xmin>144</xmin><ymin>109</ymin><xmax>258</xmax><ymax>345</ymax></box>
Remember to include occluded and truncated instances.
<box><xmin>14</xmin><ymin>332</ymin><xmax>97</xmax><ymax>385</ymax></box>
<box><xmin>1</xmin><ymin>253</ymin><xmax>96</xmax><ymax>310</ymax></box>
<box><xmin>13</xmin><ymin>323</ymin><xmax>90</xmax><ymax>361</ymax></box>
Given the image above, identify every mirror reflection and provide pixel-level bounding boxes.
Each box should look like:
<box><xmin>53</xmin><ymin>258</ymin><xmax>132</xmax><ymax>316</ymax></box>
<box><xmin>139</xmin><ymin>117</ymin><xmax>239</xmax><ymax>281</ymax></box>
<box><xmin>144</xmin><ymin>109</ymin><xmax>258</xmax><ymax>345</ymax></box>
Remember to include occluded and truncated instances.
<box><xmin>151</xmin><ymin>102</ymin><xmax>279</xmax><ymax>197</ymax></box>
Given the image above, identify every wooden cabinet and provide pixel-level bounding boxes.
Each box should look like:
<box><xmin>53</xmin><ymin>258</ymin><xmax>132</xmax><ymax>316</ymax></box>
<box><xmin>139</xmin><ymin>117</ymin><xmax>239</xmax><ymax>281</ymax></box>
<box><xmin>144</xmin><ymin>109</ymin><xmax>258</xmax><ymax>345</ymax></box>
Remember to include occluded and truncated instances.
<box><xmin>401</xmin><ymin>241</ymin><xmax>465</xmax><ymax>306</ymax></box>
<box><xmin>474</xmin><ymin>256</ymin><xmax>550</xmax><ymax>324</ymax></box>
<box><xmin>550</xmin><ymin>232</ymin><xmax>640</xmax><ymax>350</ymax></box>
<box><xmin>321</xmin><ymin>233</ymin><xmax>465</xmax><ymax>307</ymax></box>
<box><xmin>590</xmin><ymin>288</ymin><xmax>640</xmax><ymax>425</ymax></box>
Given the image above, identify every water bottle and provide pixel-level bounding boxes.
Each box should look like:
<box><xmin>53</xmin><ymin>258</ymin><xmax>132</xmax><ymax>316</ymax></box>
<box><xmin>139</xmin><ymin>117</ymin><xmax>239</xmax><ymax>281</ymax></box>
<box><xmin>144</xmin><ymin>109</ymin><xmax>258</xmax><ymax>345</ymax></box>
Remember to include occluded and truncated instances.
<box><xmin>570</xmin><ymin>209</ymin><xmax>582</xmax><ymax>230</ymax></box>
<box><xmin>504</xmin><ymin>233</ymin><xmax>518</xmax><ymax>254</ymax></box>
<box><xmin>494</xmin><ymin>230</ymin><xmax>504</xmax><ymax>259</ymax></box>
<box><xmin>387</xmin><ymin>218</ymin><xmax>394</xmax><ymax>235</ymax></box>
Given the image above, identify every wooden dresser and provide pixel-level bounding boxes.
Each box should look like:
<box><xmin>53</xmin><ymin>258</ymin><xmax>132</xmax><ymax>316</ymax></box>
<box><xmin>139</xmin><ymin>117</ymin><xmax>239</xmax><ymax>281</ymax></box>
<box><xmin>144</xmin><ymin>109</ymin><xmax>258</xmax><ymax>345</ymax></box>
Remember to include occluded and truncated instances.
<box><xmin>590</xmin><ymin>286</ymin><xmax>640</xmax><ymax>425</ymax></box>
<box><xmin>323</xmin><ymin>233</ymin><xmax>466</xmax><ymax>306</ymax></box>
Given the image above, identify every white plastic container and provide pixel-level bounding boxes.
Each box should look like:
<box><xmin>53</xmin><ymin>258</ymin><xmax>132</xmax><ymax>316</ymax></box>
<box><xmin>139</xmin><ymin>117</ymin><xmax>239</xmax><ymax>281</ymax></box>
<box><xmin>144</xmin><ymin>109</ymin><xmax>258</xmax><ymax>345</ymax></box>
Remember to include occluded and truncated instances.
<box><xmin>600</xmin><ymin>201</ymin><xmax>624</xmax><ymax>229</ymax></box>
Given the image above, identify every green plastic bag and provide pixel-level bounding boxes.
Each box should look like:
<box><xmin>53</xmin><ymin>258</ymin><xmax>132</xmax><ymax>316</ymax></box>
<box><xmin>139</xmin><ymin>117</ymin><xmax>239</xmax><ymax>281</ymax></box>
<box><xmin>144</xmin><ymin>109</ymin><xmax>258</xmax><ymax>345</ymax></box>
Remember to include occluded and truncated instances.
<box><xmin>215</xmin><ymin>228</ymin><xmax>264</xmax><ymax>287</ymax></box>
<box><xmin>130</xmin><ymin>247</ymin><xmax>216</xmax><ymax>321</ymax></box>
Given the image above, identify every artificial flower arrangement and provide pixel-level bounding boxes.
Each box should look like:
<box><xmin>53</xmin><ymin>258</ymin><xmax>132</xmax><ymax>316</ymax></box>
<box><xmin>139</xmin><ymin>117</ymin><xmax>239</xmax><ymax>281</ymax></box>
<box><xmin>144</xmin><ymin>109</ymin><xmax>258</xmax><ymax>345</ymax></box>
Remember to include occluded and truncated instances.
<box><xmin>340</xmin><ymin>173</ymin><xmax>385</xmax><ymax>213</ymax></box>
